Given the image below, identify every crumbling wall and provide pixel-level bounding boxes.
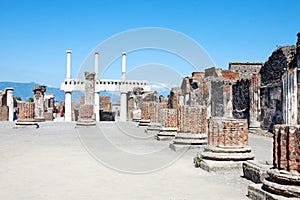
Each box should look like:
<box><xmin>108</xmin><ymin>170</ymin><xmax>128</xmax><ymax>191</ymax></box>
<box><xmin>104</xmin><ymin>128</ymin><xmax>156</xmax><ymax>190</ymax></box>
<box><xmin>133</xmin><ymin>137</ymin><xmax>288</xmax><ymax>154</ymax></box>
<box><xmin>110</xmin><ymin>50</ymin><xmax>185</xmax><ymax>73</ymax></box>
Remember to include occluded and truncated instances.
<box><xmin>0</xmin><ymin>106</ymin><xmax>8</xmax><ymax>121</ymax></box>
<box><xmin>259</xmin><ymin>46</ymin><xmax>295</xmax><ymax>130</ymax></box>
<box><xmin>18</xmin><ymin>102</ymin><xmax>35</xmax><ymax>120</ymax></box>
<box><xmin>232</xmin><ymin>79</ymin><xmax>250</xmax><ymax>120</ymax></box>
<box><xmin>99</xmin><ymin>96</ymin><xmax>112</xmax><ymax>112</ymax></box>
<box><xmin>260</xmin><ymin>46</ymin><xmax>296</xmax><ymax>86</ymax></box>
<box><xmin>211</xmin><ymin>81</ymin><xmax>224</xmax><ymax>117</ymax></box>
<box><xmin>159</xmin><ymin>108</ymin><xmax>177</xmax><ymax>128</ymax></box>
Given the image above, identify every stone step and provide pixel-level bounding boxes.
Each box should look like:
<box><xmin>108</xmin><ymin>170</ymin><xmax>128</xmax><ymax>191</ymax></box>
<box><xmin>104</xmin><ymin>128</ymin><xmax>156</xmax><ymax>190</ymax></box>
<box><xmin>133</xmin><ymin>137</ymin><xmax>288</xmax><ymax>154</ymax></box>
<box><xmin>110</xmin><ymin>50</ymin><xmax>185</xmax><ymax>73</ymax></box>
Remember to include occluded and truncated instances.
<box><xmin>173</xmin><ymin>138</ymin><xmax>207</xmax><ymax>145</ymax></box>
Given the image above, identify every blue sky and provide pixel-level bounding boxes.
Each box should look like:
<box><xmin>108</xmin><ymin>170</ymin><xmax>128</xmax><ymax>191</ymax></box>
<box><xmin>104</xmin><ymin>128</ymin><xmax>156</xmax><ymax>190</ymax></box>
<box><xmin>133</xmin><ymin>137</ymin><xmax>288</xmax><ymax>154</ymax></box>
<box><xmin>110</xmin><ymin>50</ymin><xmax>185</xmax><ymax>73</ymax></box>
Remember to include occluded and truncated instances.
<box><xmin>0</xmin><ymin>0</ymin><xmax>300</xmax><ymax>88</ymax></box>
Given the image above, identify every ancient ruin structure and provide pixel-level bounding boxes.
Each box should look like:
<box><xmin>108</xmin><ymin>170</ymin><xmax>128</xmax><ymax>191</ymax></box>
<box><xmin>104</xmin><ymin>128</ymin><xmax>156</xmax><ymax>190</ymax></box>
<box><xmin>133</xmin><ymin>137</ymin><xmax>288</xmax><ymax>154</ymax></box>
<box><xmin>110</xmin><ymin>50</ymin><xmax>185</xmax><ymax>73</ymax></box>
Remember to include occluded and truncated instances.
<box><xmin>247</xmin><ymin>33</ymin><xmax>300</xmax><ymax>200</ymax></box>
<box><xmin>200</xmin><ymin>117</ymin><xmax>254</xmax><ymax>171</ymax></box>
<box><xmin>60</xmin><ymin>51</ymin><xmax>150</xmax><ymax>122</ymax></box>
<box><xmin>33</xmin><ymin>86</ymin><xmax>46</xmax><ymax>121</ymax></box>
<box><xmin>44</xmin><ymin>94</ymin><xmax>55</xmax><ymax>121</ymax></box>
<box><xmin>76</xmin><ymin>72</ymin><xmax>97</xmax><ymax>126</ymax></box>
<box><xmin>0</xmin><ymin>88</ymin><xmax>14</xmax><ymax>121</ymax></box>
<box><xmin>17</xmin><ymin>102</ymin><xmax>35</xmax><ymax>121</ymax></box>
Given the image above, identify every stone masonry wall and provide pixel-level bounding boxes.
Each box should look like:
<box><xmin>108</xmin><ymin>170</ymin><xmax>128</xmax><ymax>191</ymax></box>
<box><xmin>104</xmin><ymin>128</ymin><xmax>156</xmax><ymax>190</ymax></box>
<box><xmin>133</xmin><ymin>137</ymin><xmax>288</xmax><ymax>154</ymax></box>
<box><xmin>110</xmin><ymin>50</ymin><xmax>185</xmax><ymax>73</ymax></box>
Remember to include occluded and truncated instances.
<box><xmin>273</xmin><ymin>125</ymin><xmax>300</xmax><ymax>172</ymax></box>
<box><xmin>0</xmin><ymin>106</ymin><xmax>8</xmax><ymax>121</ymax></box>
<box><xmin>177</xmin><ymin>105</ymin><xmax>207</xmax><ymax>134</ymax></box>
<box><xmin>159</xmin><ymin>109</ymin><xmax>177</xmax><ymax>128</ymax></box>
<box><xmin>100</xmin><ymin>96</ymin><xmax>112</xmax><ymax>112</ymax></box>
<box><xmin>18</xmin><ymin>102</ymin><xmax>35</xmax><ymax>120</ymax></box>
<box><xmin>232</xmin><ymin>79</ymin><xmax>250</xmax><ymax>120</ymax></box>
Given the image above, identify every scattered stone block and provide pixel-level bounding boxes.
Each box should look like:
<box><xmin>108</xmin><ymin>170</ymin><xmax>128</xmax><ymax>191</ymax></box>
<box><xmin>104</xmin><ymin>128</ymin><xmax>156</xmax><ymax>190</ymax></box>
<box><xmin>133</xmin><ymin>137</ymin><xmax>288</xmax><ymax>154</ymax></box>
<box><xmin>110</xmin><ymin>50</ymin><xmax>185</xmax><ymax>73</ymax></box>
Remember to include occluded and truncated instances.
<box><xmin>243</xmin><ymin>161</ymin><xmax>271</xmax><ymax>183</ymax></box>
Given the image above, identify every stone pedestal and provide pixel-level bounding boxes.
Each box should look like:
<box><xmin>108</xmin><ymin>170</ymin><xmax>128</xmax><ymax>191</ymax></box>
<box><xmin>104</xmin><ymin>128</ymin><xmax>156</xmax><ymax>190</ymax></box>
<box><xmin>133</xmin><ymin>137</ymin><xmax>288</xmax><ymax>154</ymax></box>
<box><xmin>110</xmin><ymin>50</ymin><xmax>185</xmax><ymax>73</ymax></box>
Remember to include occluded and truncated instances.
<box><xmin>200</xmin><ymin>117</ymin><xmax>254</xmax><ymax>172</ymax></box>
<box><xmin>15</xmin><ymin>102</ymin><xmax>39</xmax><ymax>128</ymax></box>
<box><xmin>76</xmin><ymin>72</ymin><xmax>96</xmax><ymax>127</ymax></box>
<box><xmin>33</xmin><ymin>86</ymin><xmax>46</xmax><ymax>122</ymax></box>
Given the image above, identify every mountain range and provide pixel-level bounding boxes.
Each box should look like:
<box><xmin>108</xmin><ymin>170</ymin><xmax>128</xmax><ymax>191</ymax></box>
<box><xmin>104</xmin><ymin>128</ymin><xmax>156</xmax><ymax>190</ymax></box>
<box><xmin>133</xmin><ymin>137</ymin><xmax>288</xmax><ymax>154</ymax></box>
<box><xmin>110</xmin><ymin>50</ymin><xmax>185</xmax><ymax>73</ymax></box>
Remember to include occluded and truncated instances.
<box><xmin>0</xmin><ymin>81</ymin><xmax>171</xmax><ymax>103</ymax></box>
<box><xmin>0</xmin><ymin>81</ymin><xmax>80</xmax><ymax>102</ymax></box>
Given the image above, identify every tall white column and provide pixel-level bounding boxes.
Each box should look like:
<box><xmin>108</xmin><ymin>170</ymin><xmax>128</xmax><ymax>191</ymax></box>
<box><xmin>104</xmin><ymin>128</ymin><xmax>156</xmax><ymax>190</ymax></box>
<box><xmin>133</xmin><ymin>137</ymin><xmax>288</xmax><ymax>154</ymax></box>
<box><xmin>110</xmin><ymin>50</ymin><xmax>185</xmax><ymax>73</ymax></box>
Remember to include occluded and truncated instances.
<box><xmin>120</xmin><ymin>92</ymin><xmax>127</xmax><ymax>121</ymax></box>
<box><xmin>122</xmin><ymin>52</ymin><xmax>126</xmax><ymax>81</ymax></box>
<box><xmin>6</xmin><ymin>88</ymin><xmax>14</xmax><ymax>121</ymax></box>
<box><xmin>94</xmin><ymin>92</ymin><xmax>100</xmax><ymax>121</ymax></box>
<box><xmin>66</xmin><ymin>50</ymin><xmax>72</xmax><ymax>79</ymax></box>
<box><xmin>94</xmin><ymin>52</ymin><xmax>99</xmax><ymax>79</ymax></box>
<box><xmin>65</xmin><ymin>92</ymin><xmax>72</xmax><ymax>122</ymax></box>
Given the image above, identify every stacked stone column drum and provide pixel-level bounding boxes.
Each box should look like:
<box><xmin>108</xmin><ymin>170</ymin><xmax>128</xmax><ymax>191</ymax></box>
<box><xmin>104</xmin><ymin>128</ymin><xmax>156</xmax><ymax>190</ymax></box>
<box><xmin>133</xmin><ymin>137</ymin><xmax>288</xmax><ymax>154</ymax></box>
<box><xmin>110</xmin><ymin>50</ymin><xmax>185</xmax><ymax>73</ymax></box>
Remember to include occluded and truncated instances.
<box><xmin>260</xmin><ymin>125</ymin><xmax>300</xmax><ymax>198</ymax></box>
<box><xmin>200</xmin><ymin>118</ymin><xmax>254</xmax><ymax>171</ymax></box>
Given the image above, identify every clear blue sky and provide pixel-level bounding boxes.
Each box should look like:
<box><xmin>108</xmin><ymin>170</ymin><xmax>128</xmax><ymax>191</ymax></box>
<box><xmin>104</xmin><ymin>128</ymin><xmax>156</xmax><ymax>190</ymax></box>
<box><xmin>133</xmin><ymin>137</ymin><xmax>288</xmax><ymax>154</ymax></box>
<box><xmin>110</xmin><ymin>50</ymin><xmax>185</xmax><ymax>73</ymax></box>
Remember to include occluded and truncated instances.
<box><xmin>0</xmin><ymin>0</ymin><xmax>299</xmax><ymax>88</ymax></box>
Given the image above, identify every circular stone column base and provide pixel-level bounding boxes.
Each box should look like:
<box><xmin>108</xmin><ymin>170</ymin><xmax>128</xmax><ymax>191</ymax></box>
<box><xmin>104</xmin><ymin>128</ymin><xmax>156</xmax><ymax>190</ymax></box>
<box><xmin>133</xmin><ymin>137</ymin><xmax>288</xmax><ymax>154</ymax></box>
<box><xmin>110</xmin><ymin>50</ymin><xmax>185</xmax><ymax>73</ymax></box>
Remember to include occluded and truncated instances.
<box><xmin>200</xmin><ymin>145</ymin><xmax>255</xmax><ymax>161</ymax></box>
<box><xmin>262</xmin><ymin>169</ymin><xmax>300</xmax><ymax>198</ymax></box>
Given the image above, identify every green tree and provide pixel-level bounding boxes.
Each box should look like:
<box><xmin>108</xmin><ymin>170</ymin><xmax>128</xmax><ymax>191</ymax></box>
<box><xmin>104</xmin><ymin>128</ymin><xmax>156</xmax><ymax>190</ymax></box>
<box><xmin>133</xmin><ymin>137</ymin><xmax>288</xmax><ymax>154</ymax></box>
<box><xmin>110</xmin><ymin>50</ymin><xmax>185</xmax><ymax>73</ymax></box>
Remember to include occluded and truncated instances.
<box><xmin>15</xmin><ymin>96</ymin><xmax>22</xmax><ymax>101</ymax></box>
<box><xmin>27</xmin><ymin>97</ymin><xmax>34</xmax><ymax>102</ymax></box>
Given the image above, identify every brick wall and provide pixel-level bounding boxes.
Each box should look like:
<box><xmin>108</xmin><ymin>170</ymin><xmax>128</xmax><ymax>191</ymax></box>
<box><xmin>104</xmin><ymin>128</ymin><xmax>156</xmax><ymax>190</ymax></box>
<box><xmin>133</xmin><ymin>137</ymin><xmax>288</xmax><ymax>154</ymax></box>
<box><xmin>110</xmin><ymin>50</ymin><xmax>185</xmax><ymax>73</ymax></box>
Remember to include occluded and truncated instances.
<box><xmin>0</xmin><ymin>106</ymin><xmax>8</xmax><ymax>121</ymax></box>
<box><xmin>100</xmin><ymin>96</ymin><xmax>112</xmax><ymax>112</ymax></box>
<box><xmin>273</xmin><ymin>125</ymin><xmax>300</xmax><ymax>172</ymax></box>
<box><xmin>159</xmin><ymin>108</ymin><xmax>177</xmax><ymax>128</ymax></box>
<box><xmin>79</xmin><ymin>105</ymin><xmax>94</xmax><ymax>120</ymax></box>
<box><xmin>18</xmin><ymin>102</ymin><xmax>35</xmax><ymax>120</ymax></box>
<box><xmin>177</xmin><ymin>106</ymin><xmax>207</xmax><ymax>134</ymax></box>
<box><xmin>208</xmin><ymin>118</ymin><xmax>248</xmax><ymax>147</ymax></box>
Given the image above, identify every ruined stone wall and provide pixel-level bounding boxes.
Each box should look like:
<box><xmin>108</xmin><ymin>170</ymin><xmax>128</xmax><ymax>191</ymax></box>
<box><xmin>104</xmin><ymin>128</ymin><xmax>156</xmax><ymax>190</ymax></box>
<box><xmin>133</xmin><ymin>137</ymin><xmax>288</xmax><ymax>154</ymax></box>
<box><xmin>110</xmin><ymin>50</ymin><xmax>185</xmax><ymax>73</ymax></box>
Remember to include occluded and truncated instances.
<box><xmin>177</xmin><ymin>105</ymin><xmax>207</xmax><ymax>134</ymax></box>
<box><xmin>210</xmin><ymin>80</ymin><xmax>224</xmax><ymax>117</ymax></box>
<box><xmin>79</xmin><ymin>104</ymin><xmax>94</xmax><ymax>120</ymax></box>
<box><xmin>18</xmin><ymin>102</ymin><xmax>35</xmax><ymax>120</ymax></box>
<box><xmin>0</xmin><ymin>106</ymin><xmax>8</xmax><ymax>121</ymax></box>
<box><xmin>259</xmin><ymin>46</ymin><xmax>296</xmax><ymax>130</ymax></box>
<box><xmin>128</xmin><ymin>98</ymin><xmax>134</xmax><ymax>120</ymax></box>
<box><xmin>273</xmin><ymin>125</ymin><xmax>300</xmax><ymax>172</ymax></box>
<box><xmin>159</xmin><ymin>109</ymin><xmax>177</xmax><ymax>128</ymax></box>
<box><xmin>229</xmin><ymin>62</ymin><xmax>263</xmax><ymax>80</ymax></box>
<box><xmin>232</xmin><ymin>79</ymin><xmax>250</xmax><ymax>120</ymax></box>
<box><xmin>100</xmin><ymin>96</ymin><xmax>112</xmax><ymax>112</ymax></box>
<box><xmin>261</xmin><ymin>46</ymin><xmax>296</xmax><ymax>86</ymax></box>
<box><xmin>141</xmin><ymin>102</ymin><xmax>152</xmax><ymax>120</ymax></box>
<box><xmin>260</xmin><ymin>84</ymin><xmax>282</xmax><ymax>131</ymax></box>
<box><xmin>208</xmin><ymin>118</ymin><xmax>248</xmax><ymax>147</ymax></box>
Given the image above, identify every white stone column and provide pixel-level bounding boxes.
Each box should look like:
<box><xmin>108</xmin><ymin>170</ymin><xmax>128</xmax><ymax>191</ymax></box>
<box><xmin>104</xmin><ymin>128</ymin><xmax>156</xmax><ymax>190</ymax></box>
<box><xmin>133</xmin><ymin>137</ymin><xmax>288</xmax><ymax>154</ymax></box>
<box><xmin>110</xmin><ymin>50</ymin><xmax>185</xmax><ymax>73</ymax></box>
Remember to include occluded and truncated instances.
<box><xmin>122</xmin><ymin>52</ymin><xmax>126</xmax><ymax>81</ymax></box>
<box><xmin>94</xmin><ymin>52</ymin><xmax>99</xmax><ymax>79</ymax></box>
<box><xmin>120</xmin><ymin>92</ymin><xmax>127</xmax><ymax>121</ymax></box>
<box><xmin>94</xmin><ymin>92</ymin><xmax>100</xmax><ymax>121</ymax></box>
<box><xmin>6</xmin><ymin>88</ymin><xmax>14</xmax><ymax>121</ymax></box>
<box><xmin>65</xmin><ymin>92</ymin><xmax>72</xmax><ymax>122</ymax></box>
<box><xmin>66</xmin><ymin>50</ymin><xmax>72</xmax><ymax>79</ymax></box>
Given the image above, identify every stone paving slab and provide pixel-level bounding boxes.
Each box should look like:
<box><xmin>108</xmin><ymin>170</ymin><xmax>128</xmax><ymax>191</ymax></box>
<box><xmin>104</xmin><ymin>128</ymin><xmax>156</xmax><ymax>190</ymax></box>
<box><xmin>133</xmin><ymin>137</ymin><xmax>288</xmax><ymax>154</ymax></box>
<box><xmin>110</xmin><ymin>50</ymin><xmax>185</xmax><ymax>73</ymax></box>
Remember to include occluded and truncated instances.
<box><xmin>0</xmin><ymin>121</ymin><xmax>273</xmax><ymax>200</ymax></box>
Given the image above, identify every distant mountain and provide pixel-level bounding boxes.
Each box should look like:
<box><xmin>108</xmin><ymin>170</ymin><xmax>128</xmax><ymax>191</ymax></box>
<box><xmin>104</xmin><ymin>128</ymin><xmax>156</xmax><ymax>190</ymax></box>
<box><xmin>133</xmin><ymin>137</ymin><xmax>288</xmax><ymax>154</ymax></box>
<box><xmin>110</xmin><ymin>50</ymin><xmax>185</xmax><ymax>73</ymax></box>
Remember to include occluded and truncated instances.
<box><xmin>0</xmin><ymin>81</ymin><xmax>120</xmax><ymax>103</ymax></box>
<box><xmin>0</xmin><ymin>81</ymin><xmax>171</xmax><ymax>103</ymax></box>
<box><xmin>0</xmin><ymin>81</ymin><xmax>77</xmax><ymax>102</ymax></box>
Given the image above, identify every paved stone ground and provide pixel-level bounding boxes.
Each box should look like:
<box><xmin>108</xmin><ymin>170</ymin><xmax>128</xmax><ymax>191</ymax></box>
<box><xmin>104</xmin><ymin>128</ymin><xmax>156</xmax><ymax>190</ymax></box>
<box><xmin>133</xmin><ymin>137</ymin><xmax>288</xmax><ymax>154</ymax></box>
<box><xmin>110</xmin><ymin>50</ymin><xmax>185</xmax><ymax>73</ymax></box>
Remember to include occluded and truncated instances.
<box><xmin>0</xmin><ymin>121</ymin><xmax>272</xmax><ymax>200</ymax></box>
